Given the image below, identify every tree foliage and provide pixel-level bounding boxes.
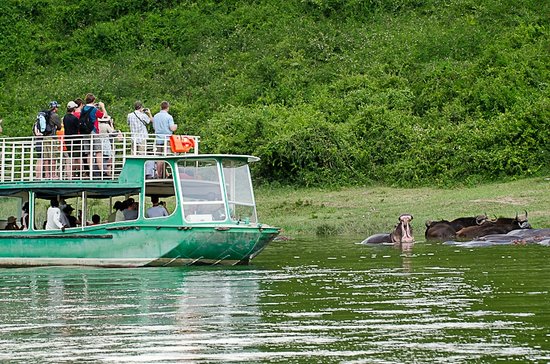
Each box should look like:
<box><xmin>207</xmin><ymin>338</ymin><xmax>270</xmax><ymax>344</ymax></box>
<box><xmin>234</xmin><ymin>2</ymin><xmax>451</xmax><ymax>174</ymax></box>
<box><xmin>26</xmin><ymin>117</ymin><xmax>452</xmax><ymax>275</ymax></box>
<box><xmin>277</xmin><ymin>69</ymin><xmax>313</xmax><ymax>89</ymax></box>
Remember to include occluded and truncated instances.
<box><xmin>0</xmin><ymin>0</ymin><xmax>548</xmax><ymax>187</ymax></box>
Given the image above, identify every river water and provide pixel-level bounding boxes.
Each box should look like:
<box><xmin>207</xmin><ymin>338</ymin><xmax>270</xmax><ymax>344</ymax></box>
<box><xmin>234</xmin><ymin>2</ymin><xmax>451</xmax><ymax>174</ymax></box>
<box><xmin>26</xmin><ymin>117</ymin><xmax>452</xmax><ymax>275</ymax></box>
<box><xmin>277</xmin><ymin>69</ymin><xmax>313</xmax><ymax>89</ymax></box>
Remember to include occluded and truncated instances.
<box><xmin>1</xmin><ymin>237</ymin><xmax>549</xmax><ymax>363</ymax></box>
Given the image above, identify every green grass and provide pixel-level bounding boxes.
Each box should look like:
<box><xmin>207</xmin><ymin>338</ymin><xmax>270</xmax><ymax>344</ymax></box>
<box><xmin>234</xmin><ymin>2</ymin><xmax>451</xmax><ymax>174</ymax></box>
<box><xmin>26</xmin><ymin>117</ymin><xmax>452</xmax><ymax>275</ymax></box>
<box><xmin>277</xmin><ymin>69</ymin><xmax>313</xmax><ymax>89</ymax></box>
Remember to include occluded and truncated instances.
<box><xmin>0</xmin><ymin>0</ymin><xmax>548</xmax><ymax>187</ymax></box>
<box><xmin>255</xmin><ymin>177</ymin><xmax>550</xmax><ymax>238</ymax></box>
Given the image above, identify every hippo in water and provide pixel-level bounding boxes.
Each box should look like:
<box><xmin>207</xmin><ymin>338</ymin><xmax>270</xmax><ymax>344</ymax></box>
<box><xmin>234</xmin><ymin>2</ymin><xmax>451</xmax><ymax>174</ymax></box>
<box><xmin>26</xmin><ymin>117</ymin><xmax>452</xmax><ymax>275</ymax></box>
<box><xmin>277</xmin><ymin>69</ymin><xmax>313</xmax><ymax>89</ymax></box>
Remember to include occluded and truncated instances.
<box><xmin>361</xmin><ymin>214</ymin><xmax>414</xmax><ymax>244</ymax></box>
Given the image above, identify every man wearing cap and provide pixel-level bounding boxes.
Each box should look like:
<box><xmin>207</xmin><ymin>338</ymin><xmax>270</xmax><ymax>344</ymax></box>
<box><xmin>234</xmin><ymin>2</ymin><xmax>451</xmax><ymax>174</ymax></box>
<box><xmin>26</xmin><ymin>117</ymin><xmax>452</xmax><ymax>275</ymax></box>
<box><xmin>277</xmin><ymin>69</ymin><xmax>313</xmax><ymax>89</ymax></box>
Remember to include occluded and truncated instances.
<box><xmin>62</xmin><ymin>204</ymin><xmax>77</xmax><ymax>227</ymax></box>
<box><xmin>48</xmin><ymin>101</ymin><xmax>62</xmax><ymax>130</ymax></box>
<box><xmin>40</xmin><ymin>101</ymin><xmax>62</xmax><ymax>179</ymax></box>
<box><xmin>63</xmin><ymin>101</ymin><xmax>81</xmax><ymax>178</ymax></box>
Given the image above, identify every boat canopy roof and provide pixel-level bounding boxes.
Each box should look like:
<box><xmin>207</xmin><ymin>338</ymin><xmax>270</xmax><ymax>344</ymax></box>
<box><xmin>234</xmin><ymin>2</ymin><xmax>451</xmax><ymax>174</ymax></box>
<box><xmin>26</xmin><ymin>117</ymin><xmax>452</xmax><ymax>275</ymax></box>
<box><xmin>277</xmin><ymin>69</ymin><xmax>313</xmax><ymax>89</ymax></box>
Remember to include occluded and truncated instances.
<box><xmin>0</xmin><ymin>186</ymin><xmax>142</xmax><ymax>199</ymax></box>
<box><xmin>126</xmin><ymin>154</ymin><xmax>260</xmax><ymax>163</ymax></box>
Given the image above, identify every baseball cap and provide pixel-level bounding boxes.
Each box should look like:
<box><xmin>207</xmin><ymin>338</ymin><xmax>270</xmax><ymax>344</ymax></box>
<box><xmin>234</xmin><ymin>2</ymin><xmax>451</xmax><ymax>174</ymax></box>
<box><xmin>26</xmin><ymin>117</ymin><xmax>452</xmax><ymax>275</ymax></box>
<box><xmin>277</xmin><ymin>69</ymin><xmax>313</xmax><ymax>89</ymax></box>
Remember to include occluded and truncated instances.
<box><xmin>49</xmin><ymin>100</ymin><xmax>60</xmax><ymax>108</ymax></box>
<box><xmin>67</xmin><ymin>101</ymin><xmax>78</xmax><ymax>109</ymax></box>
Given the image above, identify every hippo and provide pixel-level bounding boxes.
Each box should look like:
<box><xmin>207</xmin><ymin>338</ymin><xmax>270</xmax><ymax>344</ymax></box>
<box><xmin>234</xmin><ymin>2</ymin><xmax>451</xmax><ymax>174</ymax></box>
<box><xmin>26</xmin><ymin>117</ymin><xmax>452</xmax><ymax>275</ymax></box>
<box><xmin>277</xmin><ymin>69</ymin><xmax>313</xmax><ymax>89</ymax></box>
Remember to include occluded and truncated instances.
<box><xmin>361</xmin><ymin>214</ymin><xmax>414</xmax><ymax>244</ymax></box>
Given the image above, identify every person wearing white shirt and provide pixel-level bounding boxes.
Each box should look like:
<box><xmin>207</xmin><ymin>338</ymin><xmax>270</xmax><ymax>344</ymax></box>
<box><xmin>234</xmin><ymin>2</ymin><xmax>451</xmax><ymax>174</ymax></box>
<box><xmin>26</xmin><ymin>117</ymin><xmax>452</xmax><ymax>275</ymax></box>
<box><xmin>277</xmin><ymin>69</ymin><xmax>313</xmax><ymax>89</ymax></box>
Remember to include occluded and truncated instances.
<box><xmin>127</xmin><ymin>101</ymin><xmax>153</xmax><ymax>154</ymax></box>
<box><xmin>45</xmin><ymin>199</ymin><xmax>65</xmax><ymax>231</ymax></box>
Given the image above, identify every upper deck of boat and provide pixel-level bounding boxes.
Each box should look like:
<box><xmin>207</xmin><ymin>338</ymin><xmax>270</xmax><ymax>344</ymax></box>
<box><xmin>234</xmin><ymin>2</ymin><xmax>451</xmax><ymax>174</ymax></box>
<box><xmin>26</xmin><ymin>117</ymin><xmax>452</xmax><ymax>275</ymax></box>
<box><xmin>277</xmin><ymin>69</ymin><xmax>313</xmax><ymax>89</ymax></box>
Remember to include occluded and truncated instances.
<box><xmin>0</xmin><ymin>133</ymin><xmax>200</xmax><ymax>184</ymax></box>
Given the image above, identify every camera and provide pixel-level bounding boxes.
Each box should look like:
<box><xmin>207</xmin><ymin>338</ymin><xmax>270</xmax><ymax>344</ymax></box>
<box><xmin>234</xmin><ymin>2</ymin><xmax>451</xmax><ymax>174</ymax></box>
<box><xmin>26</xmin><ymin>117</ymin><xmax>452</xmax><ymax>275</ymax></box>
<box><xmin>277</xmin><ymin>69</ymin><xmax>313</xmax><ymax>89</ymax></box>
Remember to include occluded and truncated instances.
<box><xmin>143</xmin><ymin>108</ymin><xmax>149</xmax><ymax>113</ymax></box>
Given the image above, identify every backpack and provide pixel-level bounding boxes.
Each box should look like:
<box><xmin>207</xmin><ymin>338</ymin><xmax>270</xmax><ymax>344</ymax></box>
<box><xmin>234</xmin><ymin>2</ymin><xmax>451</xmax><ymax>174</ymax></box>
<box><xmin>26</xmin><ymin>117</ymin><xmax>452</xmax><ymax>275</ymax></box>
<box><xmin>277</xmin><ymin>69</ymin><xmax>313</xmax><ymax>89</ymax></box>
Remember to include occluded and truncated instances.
<box><xmin>33</xmin><ymin>110</ymin><xmax>54</xmax><ymax>136</ymax></box>
<box><xmin>78</xmin><ymin>107</ymin><xmax>93</xmax><ymax>134</ymax></box>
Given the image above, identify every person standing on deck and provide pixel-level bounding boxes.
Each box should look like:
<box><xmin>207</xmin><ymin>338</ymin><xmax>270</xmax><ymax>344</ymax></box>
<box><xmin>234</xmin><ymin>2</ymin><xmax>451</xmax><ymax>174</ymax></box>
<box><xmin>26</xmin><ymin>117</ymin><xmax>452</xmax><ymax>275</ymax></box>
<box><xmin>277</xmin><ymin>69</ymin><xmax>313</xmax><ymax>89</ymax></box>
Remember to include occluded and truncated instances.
<box><xmin>81</xmin><ymin>93</ymin><xmax>107</xmax><ymax>176</ymax></box>
<box><xmin>153</xmin><ymin>101</ymin><xmax>177</xmax><ymax>178</ymax></box>
<box><xmin>127</xmin><ymin>101</ymin><xmax>152</xmax><ymax>155</ymax></box>
<box><xmin>39</xmin><ymin>101</ymin><xmax>62</xmax><ymax>179</ymax></box>
<box><xmin>63</xmin><ymin>101</ymin><xmax>80</xmax><ymax>178</ymax></box>
<box><xmin>153</xmin><ymin>101</ymin><xmax>177</xmax><ymax>153</ymax></box>
<box><xmin>73</xmin><ymin>98</ymin><xmax>83</xmax><ymax>118</ymax></box>
<box><xmin>45</xmin><ymin>199</ymin><xmax>65</xmax><ymax>231</ymax></box>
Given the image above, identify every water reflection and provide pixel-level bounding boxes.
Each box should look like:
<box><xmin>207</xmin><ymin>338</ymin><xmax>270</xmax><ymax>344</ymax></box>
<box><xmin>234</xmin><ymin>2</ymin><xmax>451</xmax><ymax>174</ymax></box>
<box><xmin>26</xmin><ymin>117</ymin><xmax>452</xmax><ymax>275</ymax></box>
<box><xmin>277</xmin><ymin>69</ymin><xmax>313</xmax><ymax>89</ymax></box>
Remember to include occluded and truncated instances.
<box><xmin>0</xmin><ymin>268</ymin><xmax>263</xmax><ymax>362</ymax></box>
<box><xmin>0</xmin><ymin>237</ymin><xmax>549</xmax><ymax>363</ymax></box>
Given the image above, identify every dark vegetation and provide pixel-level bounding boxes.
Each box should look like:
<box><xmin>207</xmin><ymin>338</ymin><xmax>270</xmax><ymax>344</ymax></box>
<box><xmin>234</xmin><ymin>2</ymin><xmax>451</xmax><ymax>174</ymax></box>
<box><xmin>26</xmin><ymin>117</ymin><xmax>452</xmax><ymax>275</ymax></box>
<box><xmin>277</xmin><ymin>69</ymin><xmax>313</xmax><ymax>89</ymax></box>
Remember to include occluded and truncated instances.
<box><xmin>0</xmin><ymin>0</ymin><xmax>548</xmax><ymax>187</ymax></box>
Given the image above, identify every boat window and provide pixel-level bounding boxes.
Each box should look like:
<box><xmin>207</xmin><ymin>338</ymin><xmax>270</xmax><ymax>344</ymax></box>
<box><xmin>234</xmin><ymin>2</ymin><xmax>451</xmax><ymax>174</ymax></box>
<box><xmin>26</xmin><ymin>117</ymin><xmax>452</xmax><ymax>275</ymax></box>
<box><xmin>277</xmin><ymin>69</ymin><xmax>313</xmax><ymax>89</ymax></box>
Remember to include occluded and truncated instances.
<box><xmin>33</xmin><ymin>192</ymin><xmax>141</xmax><ymax>230</ymax></box>
<box><xmin>0</xmin><ymin>193</ymin><xmax>28</xmax><ymax>230</ymax></box>
<box><xmin>34</xmin><ymin>196</ymin><xmax>86</xmax><ymax>229</ymax></box>
<box><xmin>101</xmin><ymin>193</ymin><xmax>141</xmax><ymax>224</ymax></box>
<box><xmin>222</xmin><ymin>159</ymin><xmax>257</xmax><ymax>223</ymax></box>
<box><xmin>144</xmin><ymin>161</ymin><xmax>176</xmax><ymax>219</ymax></box>
<box><xmin>178</xmin><ymin>159</ymin><xmax>226</xmax><ymax>222</ymax></box>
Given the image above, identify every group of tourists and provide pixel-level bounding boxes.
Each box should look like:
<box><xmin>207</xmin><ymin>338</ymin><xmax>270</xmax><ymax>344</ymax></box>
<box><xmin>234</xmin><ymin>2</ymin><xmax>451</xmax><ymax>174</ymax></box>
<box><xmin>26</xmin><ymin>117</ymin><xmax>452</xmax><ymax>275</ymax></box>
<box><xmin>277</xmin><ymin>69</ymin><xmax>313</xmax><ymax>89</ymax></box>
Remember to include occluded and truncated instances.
<box><xmin>27</xmin><ymin>195</ymin><xmax>168</xmax><ymax>231</ymax></box>
<box><xmin>32</xmin><ymin>94</ymin><xmax>178</xmax><ymax>179</ymax></box>
<box><xmin>108</xmin><ymin>198</ymin><xmax>139</xmax><ymax>222</ymax></box>
<box><xmin>107</xmin><ymin>196</ymin><xmax>169</xmax><ymax>222</ymax></box>
<box><xmin>43</xmin><ymin>198</ymin><xmax>96</xmax><ymax>231</ymax></box>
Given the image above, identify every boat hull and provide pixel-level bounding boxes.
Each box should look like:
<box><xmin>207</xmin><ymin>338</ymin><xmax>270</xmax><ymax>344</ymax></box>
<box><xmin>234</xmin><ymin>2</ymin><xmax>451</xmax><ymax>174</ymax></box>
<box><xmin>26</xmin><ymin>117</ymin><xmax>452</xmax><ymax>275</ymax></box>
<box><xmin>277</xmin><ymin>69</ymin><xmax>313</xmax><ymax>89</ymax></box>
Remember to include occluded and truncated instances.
<box><xmin>0</xmin><ymin>225</ymin><xmax>279</xmax><ymax>267</ymax></box>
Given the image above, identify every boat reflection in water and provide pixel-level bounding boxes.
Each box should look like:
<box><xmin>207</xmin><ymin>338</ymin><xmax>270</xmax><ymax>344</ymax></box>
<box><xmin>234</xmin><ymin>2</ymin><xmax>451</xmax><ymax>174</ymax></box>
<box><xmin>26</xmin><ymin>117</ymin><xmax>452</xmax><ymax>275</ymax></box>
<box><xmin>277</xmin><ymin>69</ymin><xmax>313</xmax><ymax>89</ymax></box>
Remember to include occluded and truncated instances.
<box><xmin>0</xmin><ymin>268</ymin><xmax>263</xmax><ymax>362</ymax></box>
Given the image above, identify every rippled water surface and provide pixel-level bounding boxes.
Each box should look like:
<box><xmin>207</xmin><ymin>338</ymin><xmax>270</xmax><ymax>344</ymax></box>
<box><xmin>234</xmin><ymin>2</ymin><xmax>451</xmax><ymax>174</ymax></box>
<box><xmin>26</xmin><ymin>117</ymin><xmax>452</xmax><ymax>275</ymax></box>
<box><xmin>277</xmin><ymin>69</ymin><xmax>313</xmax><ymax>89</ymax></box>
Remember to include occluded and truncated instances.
<box><xmin>1</xmin><ymin>238</ymin><xmax>549</xmax><ymax>363</ymax></box>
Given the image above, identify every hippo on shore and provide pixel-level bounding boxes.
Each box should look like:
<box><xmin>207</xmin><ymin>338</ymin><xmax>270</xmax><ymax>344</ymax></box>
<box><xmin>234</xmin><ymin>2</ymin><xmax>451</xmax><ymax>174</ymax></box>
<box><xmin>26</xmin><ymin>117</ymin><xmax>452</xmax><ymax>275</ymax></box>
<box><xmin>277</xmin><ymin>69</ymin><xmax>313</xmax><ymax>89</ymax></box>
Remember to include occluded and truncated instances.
<box><xmin>361</xmin><ymin>214</ymin><xmax>414</xmax><ymax>244</ymax></box>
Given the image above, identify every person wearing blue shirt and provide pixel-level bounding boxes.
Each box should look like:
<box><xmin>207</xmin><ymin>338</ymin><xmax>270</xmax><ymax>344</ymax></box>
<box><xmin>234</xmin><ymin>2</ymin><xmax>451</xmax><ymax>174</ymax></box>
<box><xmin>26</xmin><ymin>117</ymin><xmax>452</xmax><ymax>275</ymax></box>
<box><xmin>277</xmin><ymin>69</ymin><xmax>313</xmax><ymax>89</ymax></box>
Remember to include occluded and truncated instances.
<box><xmin>153</xmin><ymin>101</ymin><xmax>177</xmax><ymax>177</ymax></box>
<box><xmin>153</xmin><ymin>101</ymin><xmax>177</xmax><ymax>151</ymax></box>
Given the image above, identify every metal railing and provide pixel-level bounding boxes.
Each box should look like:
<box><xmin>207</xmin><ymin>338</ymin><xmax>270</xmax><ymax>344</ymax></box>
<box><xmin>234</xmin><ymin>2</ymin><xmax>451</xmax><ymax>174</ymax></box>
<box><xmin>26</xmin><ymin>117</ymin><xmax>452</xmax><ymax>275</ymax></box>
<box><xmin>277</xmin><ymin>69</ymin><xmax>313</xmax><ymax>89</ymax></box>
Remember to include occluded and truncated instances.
<box><xmin>0</xmin><ymin>133</ymin><xmax>199</xmax><ymax>182</ymax></box>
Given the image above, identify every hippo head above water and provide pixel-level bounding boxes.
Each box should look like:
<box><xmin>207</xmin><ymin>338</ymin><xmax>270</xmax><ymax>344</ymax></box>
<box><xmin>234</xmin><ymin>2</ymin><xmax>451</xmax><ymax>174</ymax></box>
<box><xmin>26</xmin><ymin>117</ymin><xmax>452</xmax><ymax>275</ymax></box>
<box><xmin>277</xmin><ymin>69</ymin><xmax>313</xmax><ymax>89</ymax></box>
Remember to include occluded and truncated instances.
<box><xmin>391</xmin><ymin>214</ymin><xmax>414</xmax><ymax>244</ymax></box>
<box><xmin>361</xmin><ymin>214</ymin><xmax>415</xmax><ymax>245</ymax></box>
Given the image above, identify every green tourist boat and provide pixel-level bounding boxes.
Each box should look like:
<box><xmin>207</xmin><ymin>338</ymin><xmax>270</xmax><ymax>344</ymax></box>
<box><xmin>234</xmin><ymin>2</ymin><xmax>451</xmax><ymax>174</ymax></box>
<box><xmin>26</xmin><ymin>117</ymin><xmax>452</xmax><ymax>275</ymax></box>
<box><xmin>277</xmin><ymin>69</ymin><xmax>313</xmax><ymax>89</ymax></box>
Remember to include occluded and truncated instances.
<box><xmin>0</xmin><ymin>133</ymin><xmax>279</xmax><ymax>267</ymax></box>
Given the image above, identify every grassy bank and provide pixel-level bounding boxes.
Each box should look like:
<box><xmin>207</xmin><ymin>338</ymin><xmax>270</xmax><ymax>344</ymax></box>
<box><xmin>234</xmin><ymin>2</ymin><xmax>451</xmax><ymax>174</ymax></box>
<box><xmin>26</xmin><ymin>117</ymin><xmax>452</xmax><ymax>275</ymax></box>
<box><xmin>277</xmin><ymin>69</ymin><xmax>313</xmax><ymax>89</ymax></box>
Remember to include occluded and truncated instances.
<box><xmin>255</xmin><ymin>177</ymin><xmax>550</xmax><ymax>238</ymax></box>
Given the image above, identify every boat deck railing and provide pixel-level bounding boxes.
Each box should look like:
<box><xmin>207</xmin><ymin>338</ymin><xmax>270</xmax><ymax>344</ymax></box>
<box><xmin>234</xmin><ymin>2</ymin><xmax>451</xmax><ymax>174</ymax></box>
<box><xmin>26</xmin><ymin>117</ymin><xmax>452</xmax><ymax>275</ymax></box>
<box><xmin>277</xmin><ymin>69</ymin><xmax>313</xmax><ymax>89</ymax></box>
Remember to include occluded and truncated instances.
<box><xmin>0</xmin><ymin>133</ymin><xmax>199</xmax><ymax>182</ymax></box>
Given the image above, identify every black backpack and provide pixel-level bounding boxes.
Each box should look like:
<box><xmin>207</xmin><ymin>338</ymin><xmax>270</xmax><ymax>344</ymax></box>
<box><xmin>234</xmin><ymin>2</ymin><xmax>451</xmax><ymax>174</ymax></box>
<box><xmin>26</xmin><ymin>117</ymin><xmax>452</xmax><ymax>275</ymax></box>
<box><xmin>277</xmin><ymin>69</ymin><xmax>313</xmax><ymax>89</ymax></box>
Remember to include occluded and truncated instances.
<box><xmin>78</xmin><ymin>107</ymin><xmax>93</xmax><ymax>134</ymax></box>
<box><xmin>32</xmin><ymin>110</ymin><xmax>54</xmax><ymax>136</ymax></box>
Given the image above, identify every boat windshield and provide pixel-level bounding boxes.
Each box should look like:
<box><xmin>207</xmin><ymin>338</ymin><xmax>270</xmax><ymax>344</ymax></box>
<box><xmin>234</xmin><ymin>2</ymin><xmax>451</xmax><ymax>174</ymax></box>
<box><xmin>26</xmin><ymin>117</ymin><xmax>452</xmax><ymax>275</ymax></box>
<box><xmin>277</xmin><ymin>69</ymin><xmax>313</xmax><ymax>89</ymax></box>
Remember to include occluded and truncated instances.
<box><xmin>222</xmin><ymin>159</ymin><xmax>257</xmax><ymax>223</ymax></box>
<box><xmin>177</xmin><ymin>158</ymin><xmax>257</xmax><ymax>223</ymax></box>
<box><xmin>178</xmin><ymin>159</ymin><xmax>225</xmax><ymax>222</ymax></box>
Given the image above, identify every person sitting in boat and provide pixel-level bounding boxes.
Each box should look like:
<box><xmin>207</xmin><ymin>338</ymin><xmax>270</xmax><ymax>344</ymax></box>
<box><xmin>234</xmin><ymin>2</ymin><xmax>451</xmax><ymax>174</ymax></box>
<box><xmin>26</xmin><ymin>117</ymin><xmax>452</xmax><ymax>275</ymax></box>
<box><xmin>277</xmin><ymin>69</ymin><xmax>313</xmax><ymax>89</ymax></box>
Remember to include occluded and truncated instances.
<box><xmin>146</xmin><ymin>196</ymin><xmax>168</xmax><ymax>218</ymax></box>
<box><xmin>5</xmin><ymin>216</ymin><xmax>19</xmax><ymax>230</ymax></box>
<box><xmin>123</xmin><ymin>201</ymin><xmax>139</xmax><ymax>220</ymax></box>
<box><xmin>20</xmin><ymin>202</ymin><xmax>29</xmax><ymax>230</ymax></box>
<box><xmin>107</xmin><ymin>201</ymin><xmax>125</xmax><ymax>222</ymax></box>
<box><xmin>45</xmin><ymin>199</ymin><xmax>65</xmax><ymax>231</ymax></box>
<box><xmin>91</xmin><ymin>214</ymin><xmax>101</xmax><ymax>225</ymax></box>
<box><xmin>62</xmin><ymin>204</ymin><xmax>78</xmax><ymax>228</ymax></box>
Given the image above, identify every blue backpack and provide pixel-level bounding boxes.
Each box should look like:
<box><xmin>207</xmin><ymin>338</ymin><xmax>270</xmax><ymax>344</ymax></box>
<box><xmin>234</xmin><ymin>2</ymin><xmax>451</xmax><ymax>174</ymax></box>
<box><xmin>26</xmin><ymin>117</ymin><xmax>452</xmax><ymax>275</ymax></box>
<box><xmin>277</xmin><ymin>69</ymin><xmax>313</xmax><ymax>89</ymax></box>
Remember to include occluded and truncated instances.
<box><xmin>33</xmin><ymin>110</ymin><xmax>54</xmax><ymax>136</ymax></box>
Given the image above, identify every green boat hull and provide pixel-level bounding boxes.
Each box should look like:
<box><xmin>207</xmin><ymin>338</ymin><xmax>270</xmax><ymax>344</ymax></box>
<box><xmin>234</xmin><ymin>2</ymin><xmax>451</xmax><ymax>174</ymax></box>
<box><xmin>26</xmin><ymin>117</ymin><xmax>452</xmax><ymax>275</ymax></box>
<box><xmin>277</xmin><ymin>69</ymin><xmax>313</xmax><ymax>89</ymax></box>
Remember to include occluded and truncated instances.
<box><xmin>0</xmin><ymin>225</ymin><xmax>279</xmax><ymax>267</ymax></box>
